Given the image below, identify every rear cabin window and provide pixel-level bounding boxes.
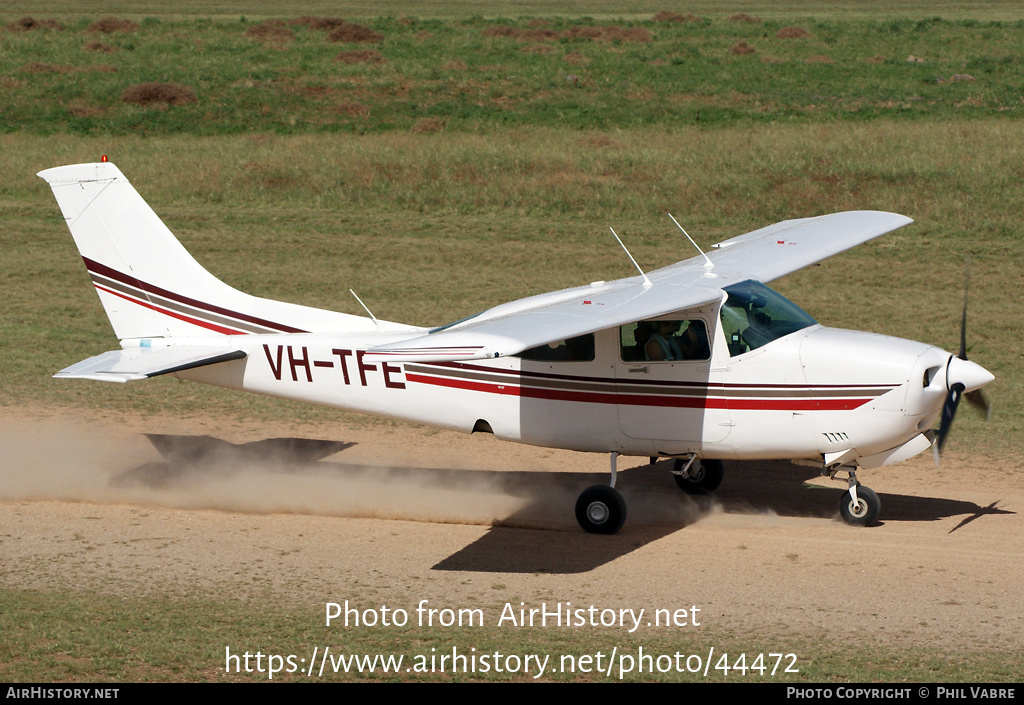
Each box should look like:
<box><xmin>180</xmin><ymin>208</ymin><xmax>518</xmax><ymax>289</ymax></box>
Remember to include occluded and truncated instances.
<box><xmin>620</xmin><ymin>320</ymin><xmax>710</xmax><ymax>362</ymax></box>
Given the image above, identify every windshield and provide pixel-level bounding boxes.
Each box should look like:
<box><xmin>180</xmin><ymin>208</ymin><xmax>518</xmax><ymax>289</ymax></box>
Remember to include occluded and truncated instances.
<box><xmin>720</xmin><ymin>280</ymin><xmax>816</xmax><ymax>356</ymax></box>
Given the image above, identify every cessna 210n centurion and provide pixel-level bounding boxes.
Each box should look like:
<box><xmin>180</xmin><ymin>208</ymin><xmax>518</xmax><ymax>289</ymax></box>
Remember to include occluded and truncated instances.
<box><xmin>39</xmin><ymin>161</ymin><xmax>994</xmax><ymax>534</ymax></box>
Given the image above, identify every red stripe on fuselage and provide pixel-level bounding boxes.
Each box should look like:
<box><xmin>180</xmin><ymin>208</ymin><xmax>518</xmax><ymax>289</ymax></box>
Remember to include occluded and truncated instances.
<box><xmin>405</xmin><ymin>372</ymin><xmax>875</xmax><ymax>411</ymax></box>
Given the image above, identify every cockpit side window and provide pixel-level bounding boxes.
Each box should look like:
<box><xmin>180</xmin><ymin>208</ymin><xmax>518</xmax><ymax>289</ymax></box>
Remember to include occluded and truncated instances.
<box><xmin>620</xmin><ymin>320</ymin><xmax>710</xmax><ymax>362</ymax></box>
<box><xmin>518</xmin><ymin>334</ymin><xmax>595</xmax><ymax>362</ymax></box>
<box><xmin>720</xmin><ymin>280</ymin><xmax>816</xmax><ymax>356</ymax></box>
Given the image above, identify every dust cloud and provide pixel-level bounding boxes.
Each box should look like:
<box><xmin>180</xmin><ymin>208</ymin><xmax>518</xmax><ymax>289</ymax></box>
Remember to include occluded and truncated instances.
<box><xmin>0</xmin><ymin>420</ymin><xmax>726</xmax><ymax>531</ymax></box>
<box><xmin>0</xmin><ymin>420</ymin><xmax>542</xmax><ymax>527</ymax></box>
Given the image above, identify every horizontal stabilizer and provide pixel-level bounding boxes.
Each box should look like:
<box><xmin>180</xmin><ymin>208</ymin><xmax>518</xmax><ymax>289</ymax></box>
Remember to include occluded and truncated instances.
<box><xmin>55</xmin><ymin>346</ymin><xmax>247</xmax><ymax>383</ymax></box>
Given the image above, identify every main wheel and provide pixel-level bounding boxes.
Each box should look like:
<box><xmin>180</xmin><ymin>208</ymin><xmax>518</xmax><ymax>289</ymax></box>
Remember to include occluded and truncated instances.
<box><xmin>575</xmin><ymin>485</ymin><xmax>627</xmax><ymax>534</ymax></box>
<box><xmin>672</xmin><ymin>458</ymin><xmax>724</xmax><ymax>494</ymax></box>
<box><xmin>839</xmin><ymin>486</ymin><xmax>881</xmax><ymax>526</ymax></box>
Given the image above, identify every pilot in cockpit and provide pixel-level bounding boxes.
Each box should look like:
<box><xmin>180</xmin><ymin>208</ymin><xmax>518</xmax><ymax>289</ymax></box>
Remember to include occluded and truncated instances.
<box><xmin>645</xmin><ymin>320</ymin><xmax>709</xmax><ymax>361</ymax></box>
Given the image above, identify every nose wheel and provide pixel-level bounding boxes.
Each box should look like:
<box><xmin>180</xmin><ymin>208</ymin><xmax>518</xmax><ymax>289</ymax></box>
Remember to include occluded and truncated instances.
<box><xmin>828</xmin><ymin>466</ymin><xmax>881</xmax><ymax>526</ymax></box>
<box><xmin>839</xmin><ymin>484</ymin><xmax>881</xmax><ymax>526</ymax></box>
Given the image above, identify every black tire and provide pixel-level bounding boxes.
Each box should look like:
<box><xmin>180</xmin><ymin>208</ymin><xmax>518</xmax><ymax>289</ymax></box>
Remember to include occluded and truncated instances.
<box><xmin>575</xmin><ymin>485</ymin><xmax>627</xmax><ymax>535</ymax></box>
<box><xmin>672</xmin><ymin>458</ymin><xmax>724</xmax><ymax>494</ymax></box>
<box><xmin>838</xmin><ymin>486</ymin><xmax>881</xmax><ymax>526</ymax></box>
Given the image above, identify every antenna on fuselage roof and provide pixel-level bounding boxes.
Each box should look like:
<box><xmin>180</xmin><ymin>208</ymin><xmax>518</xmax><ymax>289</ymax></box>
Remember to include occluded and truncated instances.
<box><xmin>609</xmin><ymin>227</ymin><xmax>652</xmax><ymax>288</ymax></box>
<box><xmin>349</xmin><ymin>289</ymin><xmax>383</xmax><ymax>331</ymax></box>
<box><xmin>668</xmin><ymin>213</ymin><xmax>714</xmax><ymax>271</ymax></box>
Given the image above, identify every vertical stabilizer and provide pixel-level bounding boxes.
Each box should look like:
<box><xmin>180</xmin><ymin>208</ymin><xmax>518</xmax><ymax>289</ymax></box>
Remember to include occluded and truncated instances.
<box><xmin>38</xmin><ymin>162</ymin><xmax>396</xmax><ymax>339</ymax></box>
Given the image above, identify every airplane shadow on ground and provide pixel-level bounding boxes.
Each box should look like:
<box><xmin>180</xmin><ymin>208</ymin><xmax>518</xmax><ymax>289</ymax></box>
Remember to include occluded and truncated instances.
<box><xmin>113</xmin><ymin>434</ymin><xmax>1015</xmax><ymax>574</ymax></box>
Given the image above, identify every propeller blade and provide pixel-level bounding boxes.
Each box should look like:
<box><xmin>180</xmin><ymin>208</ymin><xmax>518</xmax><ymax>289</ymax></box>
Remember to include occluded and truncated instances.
<box><xmin>935</xmin><ymin>382</ymin><xmax>964</xmax><ymax>455</ymax></box>
<box><xmin>934</xmin><ymin>262</ymin><xmax>992</xmax><ymax>464</ymax></box>
<box><xmin>959</xmin><ymin>262</ymin><xmax>969</xmax><ymax>360</ymax></box>
<box><xmin>959</xmin><ymin>297</ymin><xmax>967</xmax><ymax>359</ymax></box>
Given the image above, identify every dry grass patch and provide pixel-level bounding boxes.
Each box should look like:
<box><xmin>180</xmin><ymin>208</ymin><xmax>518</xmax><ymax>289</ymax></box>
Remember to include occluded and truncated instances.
<box><xmin>85</xmin><ymin>17</ymin><xmax>138</xmax><ymax>34</ymax></box>
<box><xmin>482</xmin><ymin>26</ymin><xmax>558</xmax><ymax>42</ymax></box>
<box><xmin>6</xmin><ymin>17</ymin><xmax>63</xmax><ymax>32</ymax></box>
<box><xmin>327</xmin><ymin>23</ymin><xmax>384</xmax><ymax>44</ymax></box>
<box><xmin>18</xmin><ymin>63</ymin><xmax>115</xmax><ymax>74</ymax></box>
<box><xmin>518</xmin><ymin>28</ymin><xmax>559</xmax><ymax>41</ymax></box>
<box><xmin>806</xmin><ymin>55</ymin><xmax>833</xmax><ymax>64</ymax></box>
<box><xmin>522</xmin><ymin>43</ymin><xmax>554</xmax><ymax>54</ymax></box>
<box><xmin>335</xmin><ymin>49</ymin><xmax>385</xmax><ymax>64</ymax></box>
<box><xmin>18</xmin><ymin>62</ymin><xmax>75</xmax><ymax>73</ymax></box>
<box><xmin>564</xmin><ymin>51</ymin><xmax>590</xmax><ymax>65</ymax></box>
<box><xmin>122</xmin><ymin>82</ymin><xmax>197</xmax><ymax>107</ymax></box>
<box><xmin>483</xmin><ymin>26</ymin><xmax>517</xmax><ymax>38</ymax></box>
<box><xmin>245</xmin><ymin>21</ymin><xmax>294</xmax><ymax>46</ymax></box>
<box><xmin>440</xmin><ymin>60</ymin><xmax>467</xmax><ymax>71</ymax></box>
<box><xmin>579</xmin><ymin>134</ymin><xmax>622</xmax><ymax>149</ymax></box>
<box><xmin>67</xmin><ymin>100</ymin><xmax>105</xmax><ymax>117</ymax></box>
<box><xmin>411</xmin><ymin>117</ymin><xmax>444</xmax><ymax>133</ymax></box>
<box><xmin>776</xmin><ymin>26</ymin><xmax>810</xmax><ymax>39</ymax></box>
<box><xmin>652</xmin><ymin>12</ymin><xmax>700</xmax><ymax>23</ymax></box>
<box><xmin>563</xmin><ymin>25</ymin><xmax>651</xmax><ymax>42</ymax></box>
<box><xmin>334</xmin><ymin>101</ymin><xmax>369</xmax><ymax>117</ymax></box>
<box><xmin>730</xmin><ymin>13</ymin><xmax>763</xmax><ymax>23</ymax></box>
<box><xmin>486</xmin><ymin>24</ymin><xmax>649</xmax><ymax>43</ymax></box>
<box><xmin>84</xmin><ymin>41</ymin><xmax>117</xmax><ymax>53</ymax></box>
<box><xmin>730</xmin><ymin>41</ymin><xmax>755</xmax><ymax>56</ymax></box>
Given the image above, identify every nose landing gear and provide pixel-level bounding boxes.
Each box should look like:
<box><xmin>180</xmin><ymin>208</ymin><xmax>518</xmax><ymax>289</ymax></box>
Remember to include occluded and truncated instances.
<box><xmin>831</xmin><ymin>467</ymin><xmax>881</xmax><ymax>527</ymax></box>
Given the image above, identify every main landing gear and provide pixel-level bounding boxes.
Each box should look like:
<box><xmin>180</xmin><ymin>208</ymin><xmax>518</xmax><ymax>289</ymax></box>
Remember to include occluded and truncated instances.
<box><xmin>574</xmin><ymin>453</ymin><xmax>727</xmax><ymax>534</ymax></box>
<box><xmin>672</xmin><ymin>456</ymin><xmax>724</xmax><ymax>494</ymax></box>
<box><xmin>575</xmin><ymin>453</ymin><xmax>627</xmax><ymax>534</ymax></box>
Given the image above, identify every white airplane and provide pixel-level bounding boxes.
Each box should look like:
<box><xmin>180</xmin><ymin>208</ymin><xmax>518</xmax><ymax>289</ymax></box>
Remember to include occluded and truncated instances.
<box><xmin>38</xmin><ymin>161</ymin><xmax>994</xmax><ymax>534</ymax></box>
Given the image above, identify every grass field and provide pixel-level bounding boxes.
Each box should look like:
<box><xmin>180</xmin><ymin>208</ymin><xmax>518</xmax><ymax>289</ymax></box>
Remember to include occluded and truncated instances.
<box><xmin>5</xmin><ymin>0</ymin><xmax>1024</xmax><ymax>21</ymax></box>
<box><xmin>2</xmin><ymin>0</ymin><xmax>1022</xmax><ymax>683</ymax></box>
<box><xmin>2</xmin><ymin>11</ymin><xmax>1023</xmax><ymax>135</ymax></box>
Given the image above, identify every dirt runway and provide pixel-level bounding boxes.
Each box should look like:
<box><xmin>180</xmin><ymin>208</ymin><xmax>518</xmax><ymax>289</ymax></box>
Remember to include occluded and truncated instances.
<box><xmin>2</xmin><ymin>408</ymin><xmax>1022</xmax><ymax>662</ymax></box>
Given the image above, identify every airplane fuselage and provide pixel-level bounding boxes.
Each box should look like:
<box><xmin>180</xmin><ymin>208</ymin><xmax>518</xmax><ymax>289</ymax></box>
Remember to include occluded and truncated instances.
<box><xmin>173</xmin><ymin>315</ymin><xmax>949</xmax><ymax>468</ymax></box>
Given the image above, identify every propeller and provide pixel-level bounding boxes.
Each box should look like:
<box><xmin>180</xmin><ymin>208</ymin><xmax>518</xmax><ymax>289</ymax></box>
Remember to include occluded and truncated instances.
<box><xmin>933</xmin><ymin>270</ymin><xmax>993</xmax><ymax>460</ymax></box>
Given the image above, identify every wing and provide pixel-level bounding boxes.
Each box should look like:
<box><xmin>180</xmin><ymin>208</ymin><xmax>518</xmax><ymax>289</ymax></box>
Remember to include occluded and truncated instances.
<box><xmin>55</xmin><ymin>346</ymin><xmax>247</xmax><ymax>383</ymax></box>
<box><xmin>366</xmin><ymin>211</ymin><xmax>912</xmax><ymax>362</ymax></box>
<box><xmin>668</xmin><ymin>210</ymin><xmax>914</xmax><ymax>283</ymax></box>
